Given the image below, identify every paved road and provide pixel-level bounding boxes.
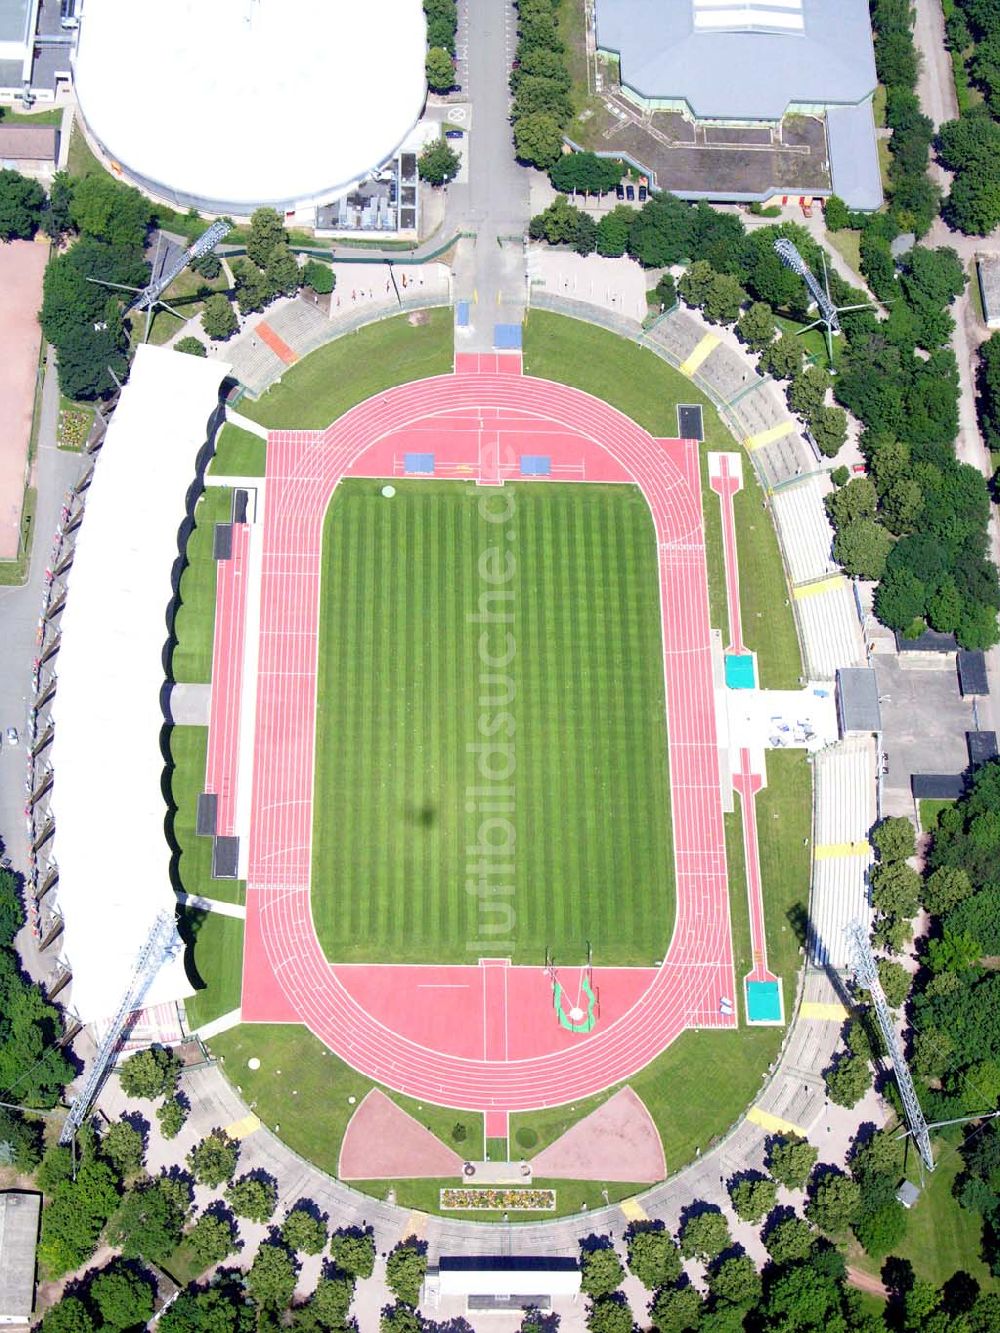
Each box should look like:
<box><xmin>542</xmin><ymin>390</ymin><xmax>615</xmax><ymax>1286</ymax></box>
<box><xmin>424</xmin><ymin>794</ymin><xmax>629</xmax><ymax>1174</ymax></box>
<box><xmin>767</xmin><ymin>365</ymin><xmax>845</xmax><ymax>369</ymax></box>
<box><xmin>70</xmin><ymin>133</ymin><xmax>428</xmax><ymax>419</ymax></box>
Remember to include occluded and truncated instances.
<box><xmin>915</xmin><ymin>0</ymin><xmax>958</xmax><ymax>140</ymax></box>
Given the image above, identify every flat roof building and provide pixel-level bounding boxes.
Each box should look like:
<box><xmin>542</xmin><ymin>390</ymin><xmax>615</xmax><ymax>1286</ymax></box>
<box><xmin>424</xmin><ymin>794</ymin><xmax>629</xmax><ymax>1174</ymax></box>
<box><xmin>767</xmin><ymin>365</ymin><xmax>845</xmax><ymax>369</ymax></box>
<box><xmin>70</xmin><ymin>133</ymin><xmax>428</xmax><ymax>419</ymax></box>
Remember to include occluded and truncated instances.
<box><xmin>837</xmin><ymin>667</ymin><xmax>882</xmax><ymax>737</ymax></box>
<box><xmin>978</xmin><ymin>255</ymin><xmax>1000</xmax><ymax>329</ymax></box>
<box><xmin>594</xmin><ymin>0</ymin><xmax>881</xmax><ymax>209</ymax></box>
<box><xmin>0</xmin><ymin>1192</ymin><xmax>41</xmax><ymax>1325</ymax></box>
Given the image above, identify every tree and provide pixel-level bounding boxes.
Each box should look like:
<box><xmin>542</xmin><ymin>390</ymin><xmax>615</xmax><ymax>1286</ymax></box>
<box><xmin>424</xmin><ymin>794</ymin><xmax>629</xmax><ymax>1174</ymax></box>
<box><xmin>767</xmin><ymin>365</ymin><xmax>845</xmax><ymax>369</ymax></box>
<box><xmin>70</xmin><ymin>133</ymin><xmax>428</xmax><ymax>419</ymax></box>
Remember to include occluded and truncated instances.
<box><xmin>41</xmin><ymin>169</ymin><xmax>74</xmax><ymax>239</ymax></box>
<box><xmin>174</xmin><ymin>336</ymin><xmax>207</xmax><ymax>357</ymax></box>
<box><xmin>225</xmin><ymin>1174</ymin><xmax>277</xmax><ymax>1224</ymax></box>
<box><xmin>765</xmin><ymin>1264</ymin><xmax>842</xmax><ymax>1330</ymax></box>
<box><xmin>102</xmin><ymin>1120</ymin><xmax>144</xmax><ymax>1177</ymax></box>
<box><xmin>426</xmin><ymin>46</ymin><xmax>455</xmax><ymax>90</ymax></box>
<box><xmin>201</xmin><ymin>293</ymin><xmax>238</xmax><ymax>341</ymax></box>
<box><xmin>186</xmin><ymin>1129</ymin><xmax>238</xmax><ymax>1188</ymax></box>
<box><xmin>513</xmin><ymin>76</ymin><xmax>573</xmax><ymax>124</ymax></box>
<box><xmin>69</xmin><ymin>175</ymin><xmax>151</xmax><ymax>248</ymax></box>
<box><xmin>107</xmin><ymin>1176</ymin><xmax>187</xmax><ymax>1264</ymax></box>
<box><xmin>89</xmin><ymin>1264</ymin><xmax>154</xmax><ymax>1331</ymax></box>
<box><xmin>825</xmin><ymin>1052</ymin><xmax>872</xmax><ymax>1107</ymax></box>
<box><xmin>157</xmin><ymin>1097</ymin><xmax>188</xmax><ymax>1138</ymax></box>
<box><xmin>302</xmin><ymin>259</ymin><xmax>335</xmax><ymax>294</ymax></box>
<box><xmin>246</xmin><ymin>207</ymin><xmax>287</xmax><ymax>268</ymax></box>
<box><xmin>854</xmin><ymin>1200</ymin><xmax>907</xmax><ymax>1257</ymax></box>
<box><xmin>247</xmin><ymin>1242</ymin><xmax>298</xmax><ymax>1311</ymax></box>
<box><xmin>418</xmin><ymin>138</ymin><xmax>461</xmax><ymax>185</ymax></box>
<box><xmin>923</xmin><ymin>865</ymin><xmax>973</xmax><ymax>914</ymax></box>
<box><xmin>736</xmin><ymin>301</ymin><xmax>777</xmax><ymax>352</ymax></box>
<box><xmin>824</xmin><ymin>195</ymin><xmax>851</xmax><ymax>231</ymax></box>
<box><xmin>649</xmin><ymin>1283</ymin><xmax>703</xmax><ymax>1332</ymax></box>
<box><xmin>654</xmin><ymin>272</ymin><xmax>677</xmax><ymax>309</ymax></box>
<box><xmin>872</xmin><ymin>815</ymin><xmax>917</xmax><ymax>863</ymax></box>
<box><xmin>759</xmin><ymin>333</ymin><xmax>803</xmax><ymax>381</ymax></box>
<box><xmin>380</xmin><ymin>1305</ymin><xmax>422</xmax><ymax>1333</ymax></box>
<box><xmin>877</xmin><ymin>958</ymin><xmax>911</xmax><ymax>1007</ymax></box>
<box><xmin>586</xmin><ymin>1294</ymin><xmax>633</xmax><ymax>1333</ymax></box>
<box><xmin>386</xmin><ymin>1240</ymin><xmax>428</xmax><ymax>1306</ymax></box>
<box><xmin>596</xmin><ymin>207</ymin><xmax>632</xmax><ymax>258</ymax></box>
<box><xmin>702</xmin><ymin>271</ymin><xmax>746</xmax><ymax>325</ymax></box>
<box><xmin>330</xmin><ymin>1226</ymin><xmax>375</xmax><ymax>1278</ymax></box>
<box><xmin>763</xmin><ymin>1215</ymin><xmax>816</xmax><ymax>1264</ymax></box>
<box><xmin>191</xmin><ymin>250</ymin><xmax>221</xmax><ymax>280</ymax></box>
<box><xmin>550</xmin><ymin>152</ymin><xmax>622</xmax><ymax>196</ymax></box>
<box><xmin>872</xmin><ymin>859</ymin><xmax>922</xmax><ymax>918</ymax></box>
<box><xmin>810</xmin><ymin>404</ymin><xmax>848</xmax><ymax>457</ymax></box>
<box><xmin>158</xmin><ymin>1285</ymin><xmax>245</xmax><ymax>1333</ymax></box>
<box><xmin>513</xmin><ymin>112</ymin><xmax>565</xmax><ymax>169</ymax></box>
<box><xmin>709</xmin><ymin>1254</ymin><xmax>762</xmax><ymax>1308</ymax></box>
<box><xmin>806</xmin><ymin>1171</ymin><xmax>861</xmax><ymax>1234</ymax></box>
<box><xmin>0</xmin><ymin>168</ymin><xmax>45</xmax><ymax>240</ymax></box>
<box><xmin>281</xmin><ymin>1206</ymin><xmax>327</xmax><ymax>1255</ymax></box>
<box><xmin>902</xmin><ymin>246</ymin><xmax>966</xmax><ymax>307</ymax></box>
<box><xmin>264</xmin><ymin>243</ymin><xmax>300</xmax><ymax>298</ymax></box>
<box><xmin>626</xmin><ymin>1223</ymin><xmax>682</xmax><ymax>1289</ymax></box>
<box><xmin>232</xmin><ymin>259</ymin><xmax>271</xmax><ymax>315</ymax></box>
<box><xmin>39</xmin><ymin>1158</ymin><xmax>121</xmax><ymax>1277</ymax></box>
<box><xmin>788</xmin><ymin>366</ymin><xmax>829</xmax><ymax>418</ymax></box>
<box><xmin>945</xmin><ymin>170</ymin><xmax>1000</xmax><ymax>235</ymax></box>
<box><xmin>729</xmin><ymin>1174</ymin><xmax>777</xmax><ymax>1223</ymax></box>
<box><xmin>768</xmin><ymin>1134</ymin><xmax>818</xmax><ymax>1191</ymax></box>
<box><xmin>118</xmin><ymin>1046</ymin><xmax>179</xmax><ymax>1100</ymax></box>
<box><xmin>678</xmin><ymin>1209</ymin><xmax>730</xmax><ymax>1261</ymax></box>
<box><xmin>310</xmin><ymin>1274</ymin><xmax>355</xmax><ymax>1327</ymax></box>
<box><xmin>580</xmin><ymin>1245</ymin><xmax>624</xmax><ymax>1299</ymax></box>
<box><xmin>678</xmin><ymin>258</ymin><xmax>715</xmax><ymax>309</ymax></box>
<box><xmin>880</xmin><ymin>477</ymin><xmax>924</xmax><ymax>534</ymax></box>
<box><xmin>37</xmin><ymin>1297</ymin><xmax>95</xmax><ymax>1333</ymax></box>
<box><xmin>0</xmin><ymin>1105</ymin><xmax>40</xmax><ymax>1171</ymax></box>
<box><xmin>188</xmin><ymin>1210</ymin><xmax>238</xmax><ymax>1267</ymax></box>
<box><xmin>833</xmin><ymin>517</ymin><xmax>893</xmax><ymax>580</ymax></box>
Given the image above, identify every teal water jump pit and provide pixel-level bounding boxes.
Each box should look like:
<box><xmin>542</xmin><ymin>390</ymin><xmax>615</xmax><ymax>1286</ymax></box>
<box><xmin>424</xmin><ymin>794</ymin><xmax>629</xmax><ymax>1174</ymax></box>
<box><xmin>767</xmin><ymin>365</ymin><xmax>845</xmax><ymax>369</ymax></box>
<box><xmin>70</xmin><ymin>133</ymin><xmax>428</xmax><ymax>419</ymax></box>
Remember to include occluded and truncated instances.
<box><xmin>725</xmin><ymin>653</ymin><xmax>756</xmax><ymax>689</ymax></box>
<box><xmin>744</xmin><ymin>978</ymin><xmax>784</xmax><ymax>1025</ymax></box>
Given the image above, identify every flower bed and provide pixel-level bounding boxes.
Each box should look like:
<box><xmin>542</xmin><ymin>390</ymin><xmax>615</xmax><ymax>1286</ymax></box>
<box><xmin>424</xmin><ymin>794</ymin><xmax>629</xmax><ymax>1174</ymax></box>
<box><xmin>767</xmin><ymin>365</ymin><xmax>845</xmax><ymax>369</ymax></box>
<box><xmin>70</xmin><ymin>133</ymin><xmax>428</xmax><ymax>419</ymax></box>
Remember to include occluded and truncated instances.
<box><xmin>57</xmin><ymin>407</ymin><xmax>94</xmax><ymax>451</ymax></box>
<box><xmin>440</xmin><ymin>1187</ymin><xmax>556</xmax><ymax>1212</ymax></box>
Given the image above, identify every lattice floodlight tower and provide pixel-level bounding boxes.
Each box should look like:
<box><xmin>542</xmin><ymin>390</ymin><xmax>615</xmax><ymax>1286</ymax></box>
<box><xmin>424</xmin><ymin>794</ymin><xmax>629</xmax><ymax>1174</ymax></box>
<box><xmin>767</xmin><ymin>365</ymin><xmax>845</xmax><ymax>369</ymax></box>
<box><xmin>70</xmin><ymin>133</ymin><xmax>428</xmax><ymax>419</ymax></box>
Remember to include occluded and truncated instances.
<box><xmin>58</xmin><ymin>910</ymin><xmax>181</xmax><ymax>1145</ymax></box>
<box><xmin>845</xmin><ymin>918</ymin><xmax>934</xmax><ymax>1173</ymax></box>
<box><xmin>773</xmin><ymin>237</ymin><xmax>871</xmax><ymax>368</ymax></box>
<box><xmin>87</xmin><ymin>219</ymin><xmax>233</xmax><ymax>344</ymax></box>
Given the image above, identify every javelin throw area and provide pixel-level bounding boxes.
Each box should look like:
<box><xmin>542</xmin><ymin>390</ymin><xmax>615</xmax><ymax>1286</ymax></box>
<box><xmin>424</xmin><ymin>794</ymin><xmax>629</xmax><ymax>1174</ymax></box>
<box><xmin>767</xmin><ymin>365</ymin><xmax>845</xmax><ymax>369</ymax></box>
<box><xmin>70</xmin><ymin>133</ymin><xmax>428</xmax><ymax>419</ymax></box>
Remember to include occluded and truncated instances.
<box><xmin>236</xmin><ymin>351</ymin><xmax>737</xmax><ymax>1114</ymax></box>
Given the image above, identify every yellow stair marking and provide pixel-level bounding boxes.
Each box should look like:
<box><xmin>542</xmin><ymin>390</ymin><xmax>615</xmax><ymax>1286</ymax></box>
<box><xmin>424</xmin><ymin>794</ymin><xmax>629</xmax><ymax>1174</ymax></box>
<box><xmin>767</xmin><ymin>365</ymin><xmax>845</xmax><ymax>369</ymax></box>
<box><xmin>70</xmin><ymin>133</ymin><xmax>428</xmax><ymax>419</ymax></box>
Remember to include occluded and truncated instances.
<box><xmin>223</xmin><ymin>1113</ymin><xmax>260</xmax><ymax>1140</ymax></box>
<box><xmin>620</xmin><ymin>1197</ymin><xmax>648</xmax><ymax>1223</ymax></box>
<box><xmin>800</xmin><ymin>1000</ymin><xmax>851</xmax><ymax>1021</ymax></box>
<box><xmin>814</xmin><ymin>841</ymin><xmax>870</xmax><ymax>860</ymax></box>
<box><xmin>747</xmin><ymin>1105</ymin><xmax>807</xmax><ymax>1137</ymax></box>
<box><xmin>679</xmin><ymin>332</ymin><xmax>720</xmax><ymax>376</ymax></box>
<box><xmin>793</xmin><ymin>574</ymin><xmax>846</xmax><ymax>601</ymax></box>
<box><xmin>744</xmin><ymin>419</ymin><xmax>796</xmax><ymax>451</ymax></box>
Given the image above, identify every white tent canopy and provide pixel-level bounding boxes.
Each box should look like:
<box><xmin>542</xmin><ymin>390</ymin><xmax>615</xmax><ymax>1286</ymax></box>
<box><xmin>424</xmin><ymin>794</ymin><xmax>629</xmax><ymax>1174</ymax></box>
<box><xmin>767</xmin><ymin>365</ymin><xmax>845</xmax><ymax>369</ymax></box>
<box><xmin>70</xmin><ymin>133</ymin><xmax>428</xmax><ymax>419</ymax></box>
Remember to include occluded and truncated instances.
<box><xmin>73</xmin><ymin>0</ymin><xmax>428</xmax><ymax>212</ymax></box>
<box><xmin>51</xmin><ymin>344</ymin><xmax>230</xmax><ymax>1024</ymax></box>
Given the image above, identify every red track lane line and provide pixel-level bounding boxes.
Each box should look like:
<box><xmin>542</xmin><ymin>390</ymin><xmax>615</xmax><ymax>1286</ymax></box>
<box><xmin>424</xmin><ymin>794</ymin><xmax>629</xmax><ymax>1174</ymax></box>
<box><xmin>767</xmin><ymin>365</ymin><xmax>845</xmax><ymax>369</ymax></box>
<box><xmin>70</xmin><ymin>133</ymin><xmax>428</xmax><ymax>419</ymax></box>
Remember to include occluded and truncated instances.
<box><xmin>204</xmin><ymin>522</ymin><xmax>250</xmax><ymax>835</ymax></box>
<box><xmin>709</xmin><ymin>455</ymin><xmax>745</xmax><ymax>655</ymax></box>
<box><xmin>481</xmin><ymin>960</ymin><xmax>510</xmax><ymax>1063</ymax></box>
<box><xmin>731</xmin><ymin>747</ymin><xmax>775</xmax><ymax>985</ymax></box>
<box><xmin>243</xmin><ymin>377</ymin><xmax>736</xmax><ymax>1110</ymax></box>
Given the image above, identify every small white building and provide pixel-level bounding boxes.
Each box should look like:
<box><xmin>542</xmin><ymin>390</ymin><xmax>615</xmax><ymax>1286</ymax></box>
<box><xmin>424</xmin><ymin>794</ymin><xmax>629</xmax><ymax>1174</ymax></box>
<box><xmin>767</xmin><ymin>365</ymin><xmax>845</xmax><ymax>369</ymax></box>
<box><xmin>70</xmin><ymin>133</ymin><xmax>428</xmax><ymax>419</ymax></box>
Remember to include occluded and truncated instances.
<box><xmin>0</xmin><ymin>1193</ymin><xmax>41</xmax><ymax>1325</ymax></box>
<box><xmin>977</xmin><ymin>254</ymin><xmax>1000</xmax><ymax>329</ymax></box>
<box><xmin>425</xmin><ymin>1256</ymin><xmax>581</xmax><ymax>1315</ymax></box>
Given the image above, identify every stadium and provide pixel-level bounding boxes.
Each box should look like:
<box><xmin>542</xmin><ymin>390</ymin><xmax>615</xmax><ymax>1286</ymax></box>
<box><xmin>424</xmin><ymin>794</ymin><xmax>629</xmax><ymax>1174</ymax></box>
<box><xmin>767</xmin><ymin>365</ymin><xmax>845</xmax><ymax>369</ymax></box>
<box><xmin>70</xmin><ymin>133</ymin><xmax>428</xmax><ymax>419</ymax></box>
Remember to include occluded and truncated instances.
<box><xmin>27</xmin><ymin>291</ymin><xmax>868</xmax><ymax>1217</ymax></box>
<box><xmin>71</xmin><ymin>0</ymin><xmax>428</xmax><ymax>214</ymax></box>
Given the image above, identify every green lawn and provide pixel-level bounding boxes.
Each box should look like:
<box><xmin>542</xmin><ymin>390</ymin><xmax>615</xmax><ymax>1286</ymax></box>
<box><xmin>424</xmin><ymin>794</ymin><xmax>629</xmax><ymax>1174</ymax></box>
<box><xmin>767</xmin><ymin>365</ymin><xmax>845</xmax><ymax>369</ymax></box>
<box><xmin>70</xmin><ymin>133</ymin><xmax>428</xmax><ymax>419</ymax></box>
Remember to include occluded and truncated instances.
<box><xmin>209</xmin><ymin>424</ymin><xmax>266</xmax><ymax>477</ymax></box>
<box><xmin>240</xmin><ymin>308</ymin><xmax>453</xmax><ymax>429</ymax></box>
<box><xmin>181</xmin><ymin>910</ymin><xmax>244</xmax><ymax>1029</ymax></box>
<box><xmin>523</xmin><ymin>311</ymin><xmax>802</xmax><ymax>689</ymax></box>
<box><xmin>0</xmin><ymin>106</ymin><xmax>62</xmax><ymax>126</ymax></box>
<box><xmin>168</xmin><ymin>726</ymin><xmax>245</xmax><ymax>907</ymax></box>
<box><xmin>825</xmin><ymin>228</ymin><xmax>863</xmax><ymax>281</ymax></box>
<box><xmin>919</xmin><ymin>799</ymin><xmax>955</xmax><ymax>834</ymax></box>
<box><xmin>312</xmin><ymin>479</ymin><xmax>674</xmax><ymax>965</ymax></box>
<box><xmin>171</xmin><ymin>487</ymin><xmax>233</xmax><ymax>684</ymax></box>
<box><xmin>849</xmin><ymin>1133</ymin><xmax>995</xmax><ymax>1290</ymax></box>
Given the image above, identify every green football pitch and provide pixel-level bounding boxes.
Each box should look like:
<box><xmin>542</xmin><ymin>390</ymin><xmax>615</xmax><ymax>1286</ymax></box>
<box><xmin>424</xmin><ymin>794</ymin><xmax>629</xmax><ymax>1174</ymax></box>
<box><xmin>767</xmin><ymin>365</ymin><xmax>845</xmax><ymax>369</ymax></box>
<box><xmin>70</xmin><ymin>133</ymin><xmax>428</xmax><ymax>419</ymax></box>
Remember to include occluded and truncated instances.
<box><xmin>310</xmin><ymin>478</ymin><xmax>675</xmax><ymax>965</ymax></box>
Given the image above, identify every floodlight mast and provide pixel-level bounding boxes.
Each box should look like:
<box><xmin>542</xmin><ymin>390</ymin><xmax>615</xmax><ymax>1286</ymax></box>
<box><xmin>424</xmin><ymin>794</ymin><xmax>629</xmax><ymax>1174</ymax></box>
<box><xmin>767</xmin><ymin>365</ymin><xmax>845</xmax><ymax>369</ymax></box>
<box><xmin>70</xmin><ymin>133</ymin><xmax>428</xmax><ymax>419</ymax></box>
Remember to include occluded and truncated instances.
<box><xmin>58</xmin><ymin>911</ymin><xmax>181</xmax><ymax>1145</ymax></box>
<box><xmin>845</xmin><ymin>919</ymin><xmax>935</xmax><ymax>1173</ymax></box>
<box><xmin>129</xmin><ymin>219</ymin><xmax>232</xmax><ymax>314</ymax></box>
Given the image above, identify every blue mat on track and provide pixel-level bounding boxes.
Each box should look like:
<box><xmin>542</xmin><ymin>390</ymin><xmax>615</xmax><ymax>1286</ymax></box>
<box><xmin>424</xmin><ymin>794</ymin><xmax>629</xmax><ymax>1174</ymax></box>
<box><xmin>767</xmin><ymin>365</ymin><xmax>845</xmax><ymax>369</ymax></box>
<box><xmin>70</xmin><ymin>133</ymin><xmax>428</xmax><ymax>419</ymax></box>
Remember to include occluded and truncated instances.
<box><xmin>404</xmin><ymin>453</ymin><xmax>435</xmax><ymax>474</ymax></box>
<box><xmin>494</xmin><ymin>323</ymin><xmax>523</xmax><ymax>349</ymax></box>
<box><xmin>520</xmin><ymin>455</ymin><xmax>551</xmax><ymax>476</ymax></box>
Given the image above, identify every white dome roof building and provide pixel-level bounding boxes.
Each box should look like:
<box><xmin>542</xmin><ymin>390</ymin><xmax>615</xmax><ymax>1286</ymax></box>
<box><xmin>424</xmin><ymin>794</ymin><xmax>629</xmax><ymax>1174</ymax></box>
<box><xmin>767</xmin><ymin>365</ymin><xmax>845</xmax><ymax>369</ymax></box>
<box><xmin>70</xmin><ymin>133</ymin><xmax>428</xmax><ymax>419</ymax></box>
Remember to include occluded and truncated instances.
<box><xmin>73</xmin><ymin>0</ymin><xmax>428</xmax><ymax>215</ymax></box>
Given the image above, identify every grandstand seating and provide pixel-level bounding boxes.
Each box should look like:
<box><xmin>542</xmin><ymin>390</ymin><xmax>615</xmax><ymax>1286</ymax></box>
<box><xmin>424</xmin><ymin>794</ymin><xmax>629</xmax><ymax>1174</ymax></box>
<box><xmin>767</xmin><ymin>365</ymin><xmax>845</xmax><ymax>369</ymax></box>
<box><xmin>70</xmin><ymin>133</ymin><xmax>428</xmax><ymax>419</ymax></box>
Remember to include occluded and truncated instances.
<box><xmin>810</xmin><ymin>738</ymin><xmax>875</xmax><ymax>968</ymax></box>
<box><xmin>794</xmin><ymin>579</ymin><xmax>864</xmax><ymax>679</ymax></box>
<box><xmin>770</xmin><ymin>479</ymin><xmax>837</xmax><ymax>586</ymax></box>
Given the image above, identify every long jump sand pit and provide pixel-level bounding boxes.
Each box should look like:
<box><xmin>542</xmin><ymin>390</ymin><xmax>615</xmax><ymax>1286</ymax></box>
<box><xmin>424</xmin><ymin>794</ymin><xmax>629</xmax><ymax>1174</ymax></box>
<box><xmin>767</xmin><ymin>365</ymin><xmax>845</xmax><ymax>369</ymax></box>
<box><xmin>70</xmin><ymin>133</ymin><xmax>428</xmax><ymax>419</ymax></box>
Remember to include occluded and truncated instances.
<box><xmin>0</xmin><ymin>240</ymin><xmax>46</xmax><ymax>560</ymax></box>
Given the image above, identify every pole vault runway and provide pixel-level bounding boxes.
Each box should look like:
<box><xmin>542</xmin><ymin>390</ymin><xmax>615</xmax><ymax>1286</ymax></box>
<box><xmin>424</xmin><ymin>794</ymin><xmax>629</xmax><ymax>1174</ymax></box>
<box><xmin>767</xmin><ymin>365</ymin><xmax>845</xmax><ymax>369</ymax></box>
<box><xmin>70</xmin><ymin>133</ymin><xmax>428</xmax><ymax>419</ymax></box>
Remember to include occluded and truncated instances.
<box><xmin>239</xmin><ymin>358</ymin><xmax>736</xmax><ymax>1112</ymax></box>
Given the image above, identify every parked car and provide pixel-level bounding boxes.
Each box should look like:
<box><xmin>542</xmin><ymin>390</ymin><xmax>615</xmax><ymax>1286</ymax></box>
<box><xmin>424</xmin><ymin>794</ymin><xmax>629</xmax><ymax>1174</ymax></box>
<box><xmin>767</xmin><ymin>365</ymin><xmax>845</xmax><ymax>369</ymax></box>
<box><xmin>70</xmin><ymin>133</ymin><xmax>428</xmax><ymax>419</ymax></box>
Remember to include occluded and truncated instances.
<box><xmin>6</xmin><ymin>728</ymin><xmax>17</xmax><ymax>747</ymax></box>
<box><xmin>615</xmin><ymin>183</ymin><xmax>625</xmax><ymax>199</ymax></box>
<box><xmin>445</xmin><ymin>129</ymin><xmax>464</xmax><ymax>139</ymax></box>
<box><xmin>626</xmin><ymin>184</ymin><xmax>635</xmax><ymax>201</ymax></box>
<box><xmin>638</xmin><ymin>185</ymin><xmax>647</xmax><ymax>202</ymax></box>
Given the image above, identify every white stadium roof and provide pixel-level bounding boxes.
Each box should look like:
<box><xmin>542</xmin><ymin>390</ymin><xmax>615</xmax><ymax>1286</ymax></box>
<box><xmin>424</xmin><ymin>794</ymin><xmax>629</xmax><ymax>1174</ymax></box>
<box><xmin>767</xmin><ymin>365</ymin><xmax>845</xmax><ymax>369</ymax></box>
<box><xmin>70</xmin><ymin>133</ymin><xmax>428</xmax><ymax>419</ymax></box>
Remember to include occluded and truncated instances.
<box><xmin>51</xmin><ymin>344</ymin><xmax>230</xmax><ymax>1024</ymax></box>
<box><xmin>73</xmin><ymin>0</ymin><xmax>427</xmax><ymax>213</ymax></box>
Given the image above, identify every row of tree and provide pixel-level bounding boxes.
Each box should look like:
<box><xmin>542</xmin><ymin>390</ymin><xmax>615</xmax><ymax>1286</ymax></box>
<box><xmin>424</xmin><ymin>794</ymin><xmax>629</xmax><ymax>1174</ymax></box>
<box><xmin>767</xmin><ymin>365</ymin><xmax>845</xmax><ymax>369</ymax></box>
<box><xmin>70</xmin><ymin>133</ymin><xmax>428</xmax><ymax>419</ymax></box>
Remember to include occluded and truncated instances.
<box><xmin>511</xmin><ymin>0</ymin><xmax>575</xmax><ymax>169</ymax></box>
<box><xmin>424</xmin><ymin>0</ymin><xmax>458</xmax><ymax>91</ymax></box>
<box><xmin>935</xmin><ymin>0</ymin><xmax>1000</xmax><ymax>233</ymax></box>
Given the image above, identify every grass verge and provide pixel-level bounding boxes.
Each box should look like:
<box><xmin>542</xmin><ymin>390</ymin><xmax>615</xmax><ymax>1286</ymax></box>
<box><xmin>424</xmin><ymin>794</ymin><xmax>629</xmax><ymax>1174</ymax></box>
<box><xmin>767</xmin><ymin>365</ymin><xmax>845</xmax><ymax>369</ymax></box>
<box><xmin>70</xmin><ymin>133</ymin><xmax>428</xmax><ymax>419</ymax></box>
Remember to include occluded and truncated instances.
<box><xmin>172</xmin><ymin>487</ymin><xmax>232</xmax><ymax>684</ymax></box>
<box><xmin>825</xmin><ymin>228</ymin><xmax>863</xmax><ymax>280</ymax></box>
<box><xmin>919</xmin><ymin>798</ymin><xmax>955</xmax><ymax>835</ymax></box>
<box><xmin>240</xmin><ymin>308</ymin><xmax>453</xmax><ymax>430</ymax></box>
<box><xmin>209</xmin><ymin>425</ymin><xmax>266</xmax><ymax>478</ymax></box>
<box><xmin>168</xmin><ymin>726</ymin><xmax>245</xmax><ymax>908</ymax></box>
<box><xmin>0</xmin><ymin>488</ymin><xmax>36</xmax><ymax>587</ymax></box>
<box><xmin>180</xmin><ymin>910</ymin><xmax>244</xmax><ymax>1030</ymax></box>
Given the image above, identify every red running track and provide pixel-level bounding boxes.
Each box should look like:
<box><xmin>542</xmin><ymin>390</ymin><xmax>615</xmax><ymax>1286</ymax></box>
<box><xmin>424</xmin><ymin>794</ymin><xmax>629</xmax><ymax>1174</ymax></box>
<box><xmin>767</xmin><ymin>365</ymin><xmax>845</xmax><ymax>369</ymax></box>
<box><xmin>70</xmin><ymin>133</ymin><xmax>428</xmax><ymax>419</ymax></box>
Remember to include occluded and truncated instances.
<box><xmin>204</xmin><ymin>521</ymin><xmax>250</xmax><ymax>836</ymax></box>
<box><xmin>243</xmin><ymin>368</ymin><xmax>736</xmax><ymax>1111</ymax></box>
<box><xmin>731</xmin><ymin>748</ymin><xmax>776</xmax><ymax>986</ymax></box>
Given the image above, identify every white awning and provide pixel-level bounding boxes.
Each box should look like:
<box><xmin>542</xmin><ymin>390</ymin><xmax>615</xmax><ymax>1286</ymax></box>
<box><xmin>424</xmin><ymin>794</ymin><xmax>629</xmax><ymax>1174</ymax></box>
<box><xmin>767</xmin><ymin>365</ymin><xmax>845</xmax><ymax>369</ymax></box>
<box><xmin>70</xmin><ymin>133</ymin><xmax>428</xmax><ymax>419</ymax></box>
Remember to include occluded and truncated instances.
<box><xmin>50</xmin><ymin>344</ymin><xmax>231</xmax><ymax>1024</ymax></box>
